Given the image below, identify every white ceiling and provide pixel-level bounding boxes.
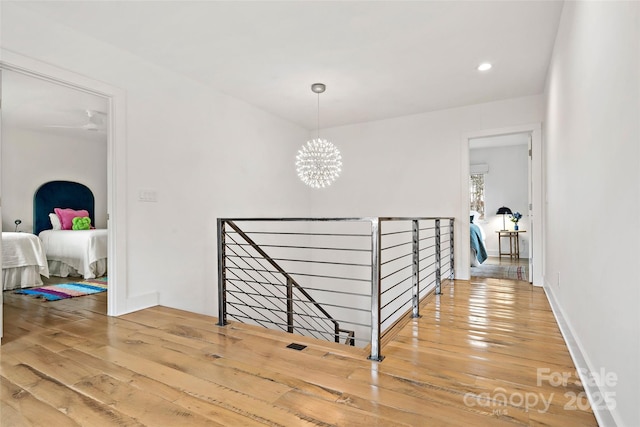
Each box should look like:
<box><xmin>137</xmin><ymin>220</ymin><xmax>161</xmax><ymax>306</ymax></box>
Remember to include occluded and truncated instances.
<box><xmin>2</xmin><ymin>69</ymin><xmax>108</xmax><ymax>142</ymax></box>
<box><xmin>7</xmin><ymin>1</ymin><xmax>564</xmax><ymax>130</ymax></box>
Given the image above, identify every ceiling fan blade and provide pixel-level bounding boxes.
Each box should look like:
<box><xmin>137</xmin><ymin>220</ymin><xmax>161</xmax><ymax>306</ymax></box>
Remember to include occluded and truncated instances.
<box><xmin>45</xmin><ymin>109</ymin><xmax>107</xmax><ymax>132</ymax></box>
<box><xmin>44</xmin><ymin>124</ymin><xmax>104</xmax><ymax>132</ymax></box>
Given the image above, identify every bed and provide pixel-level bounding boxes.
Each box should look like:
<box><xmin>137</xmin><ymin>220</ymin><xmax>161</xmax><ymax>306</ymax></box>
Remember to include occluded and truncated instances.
<box><xmin>470</xmin><ymin>211</ymin><xmax>488</xmax><ymax>267</ymax></box>
<box><xmin>2</xmin><ymin>232</ymin><xmax>50</xmax><ymax>290</ymax></box>
<box><xmin>34</xmin><ymin>180</ymin><xmax>107</xmax><ymax>279</ymax></box>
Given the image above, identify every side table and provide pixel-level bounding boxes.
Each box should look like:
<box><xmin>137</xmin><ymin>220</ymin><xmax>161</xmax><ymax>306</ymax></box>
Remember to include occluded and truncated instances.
<box><xmin>496</xmin><ymin>230</ymin><xmax>526</xmax><ymax>259</ymax></box>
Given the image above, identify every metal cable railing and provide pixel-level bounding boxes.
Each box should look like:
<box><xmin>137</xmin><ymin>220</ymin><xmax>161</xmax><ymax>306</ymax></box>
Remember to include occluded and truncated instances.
<box><xmin>217</xmin><ymin>217</ymin><xmax>454</xmax><ymax>360</ymax></box>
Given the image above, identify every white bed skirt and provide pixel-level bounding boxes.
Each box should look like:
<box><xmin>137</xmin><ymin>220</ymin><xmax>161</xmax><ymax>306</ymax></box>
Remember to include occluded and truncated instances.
<box><xmin>48</xmin><ymin>259</ymin><xmax>107</xmax><ymax>279</ymax></box>
<box><xmin>2</xmin><ymin>266</ymin><xmax>44</xmax><ymax>290</ymax></box>
<box><xmin>471</xmin><ymin>247</ymin><xmax>481</xmax><ymax>267</ymax></box>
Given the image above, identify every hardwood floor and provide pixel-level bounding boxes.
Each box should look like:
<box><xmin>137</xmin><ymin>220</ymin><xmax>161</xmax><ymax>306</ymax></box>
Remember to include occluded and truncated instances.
<box><xmin>1</xmin><ymin>278</ymin><xmax>597</xmax><ymax>426</ymax></box>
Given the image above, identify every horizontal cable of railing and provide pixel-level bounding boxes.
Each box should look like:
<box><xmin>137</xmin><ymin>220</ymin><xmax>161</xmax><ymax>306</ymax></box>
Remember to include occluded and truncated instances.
<box><xmin>226</xmin><ymin>266</ymin><xmax>370</xmax><ymax>283</ymax></box>
<box><xmin>227</xmin><ymin>254</ymin><xmax>371</xmax><ymax>268</ymax></box>
<box><xmin>224</xmin><ymin>278</ymin><xmax>371</xmax><ymax>298</ymax></box>
<box><xmin>381</xmin><ymin>251</ymin><xmax>413</xmax><ymax>266</ymax></box>
<box><xmin>227</xmin><ymin>242</ymin><xmax>372</xmax><ymax>253</ymax></box>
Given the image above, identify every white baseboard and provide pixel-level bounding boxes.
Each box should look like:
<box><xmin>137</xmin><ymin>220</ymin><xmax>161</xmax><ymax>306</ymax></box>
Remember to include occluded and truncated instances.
<box><xmin>121</xmin><ymin>291</ymin><xmax>159</xmax><ymax>315</ymax></box>
<box><xmin>543</xmin><ymin>281</ymin><xmax>619</xmax><ymax>427</ymax></box>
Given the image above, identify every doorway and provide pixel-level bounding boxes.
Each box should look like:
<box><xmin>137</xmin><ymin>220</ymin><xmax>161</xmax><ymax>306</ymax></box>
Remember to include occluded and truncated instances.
<box><xmin>459</xmin><ymin>123</ymin><xmax>543</xmax><ymax>286</ymax></box>
<box><xmin>469</xmin><ymin>133</ymin><xmax>531</xmax><ymax>282</ymax></box>
<box><xmin>0</xmin><ymin>50</ymin><xmax>127</xmax><ymax>343</ymax></box>
<box><xmin>0</xmin><ymin>69</ymin><xmax>109</xmax><ymax>342</ymax></box>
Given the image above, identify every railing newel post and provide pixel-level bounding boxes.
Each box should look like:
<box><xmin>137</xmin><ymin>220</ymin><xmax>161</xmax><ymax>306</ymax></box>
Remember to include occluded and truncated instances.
<box><xmin>217</xmin><ymin>219</ymin><xmax>228</xmax><ymax>326</ymax></box>
<box><xmin>286</xmin><ymin>277</ymin><xmax>294</xmax><ymax>334</ymax></box>
<box><xmin>368</xmin><ymin>218</ymin><xmax>384</xmax><ymax>362</ymax></box>
<box><xmin>450</xmin><ymin>218</ymin><xmax>455</xmax><ymax>279</ymax></box>
<box><xmin>435</xmin><ymin>219</ymin><xmax>442</xmax><ymax>295</ymax></box>
<box><xmin>411</xmin><ymin>219</ymin><xmax>420</xmax><ymax>318</ymax></box>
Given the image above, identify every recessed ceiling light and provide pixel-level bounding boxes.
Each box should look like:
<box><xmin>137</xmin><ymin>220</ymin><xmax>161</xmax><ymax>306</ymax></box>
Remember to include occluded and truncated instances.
<box><xmin>477</xmin><ymin>63</ymin><xmax>492</xmax><ymax>71</ymax></box>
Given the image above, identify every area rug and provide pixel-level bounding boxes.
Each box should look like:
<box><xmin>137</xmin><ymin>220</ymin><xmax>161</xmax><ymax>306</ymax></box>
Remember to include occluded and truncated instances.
<box><xmin>15</xmin><ymin>277</ymin><xmax>108</xmax><ymax>301</ymax></box>
<box><xmin>470</xmin><ymin>264</ymin><xmax>529</xmax><ymax>281</ymax></box>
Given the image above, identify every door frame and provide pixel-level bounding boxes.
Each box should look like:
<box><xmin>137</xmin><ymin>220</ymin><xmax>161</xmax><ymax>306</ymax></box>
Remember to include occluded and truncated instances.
<box><xmin>0</xmin><ymin>49</ymin><xmax>128</xmax><ymax>321</ymax></box>
<box><xmin>459</xmin><ymin>123</ymin><xmax>543</xmax><ymax>286</ymax></box>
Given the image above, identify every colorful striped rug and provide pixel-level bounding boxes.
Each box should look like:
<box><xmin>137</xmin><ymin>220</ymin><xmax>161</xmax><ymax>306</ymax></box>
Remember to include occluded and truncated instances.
<box><xmin>15</xmin><ymin>277</ymin><xmax>107</xmax><ymax>301</ymax></box>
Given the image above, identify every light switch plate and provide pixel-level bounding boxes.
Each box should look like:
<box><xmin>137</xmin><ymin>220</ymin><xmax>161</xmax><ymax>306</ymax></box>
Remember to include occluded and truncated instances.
<box><xmin>138</xmin><ymin>189</ymin><xmax>158</xmax><ymax>202</ymax></box>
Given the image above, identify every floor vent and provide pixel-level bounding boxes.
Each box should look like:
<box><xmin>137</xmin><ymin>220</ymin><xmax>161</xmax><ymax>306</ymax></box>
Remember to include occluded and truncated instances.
<box><xmin>286</xmin><ymin>343</ymin><xmax>307</xmax><ymax>351</ymax></box>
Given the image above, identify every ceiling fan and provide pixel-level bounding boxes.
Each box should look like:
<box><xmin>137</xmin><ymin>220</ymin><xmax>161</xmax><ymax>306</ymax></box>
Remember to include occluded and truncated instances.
<box><xmin>45</xmin><ymin>109</ymin><xmax>106</xmax><ymax>132</ymax></box>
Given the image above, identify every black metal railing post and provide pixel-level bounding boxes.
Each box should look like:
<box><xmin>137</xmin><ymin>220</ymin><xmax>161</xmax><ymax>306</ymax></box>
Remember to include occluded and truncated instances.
<box><xmin>217</xmin><ymin>219</ymin><xmax>228</xmax><ymax>326</ymax></box>
<box><xmin>286</xmin><ymin>277</ymin><xmax>294</xmax><ymax>333</ymax></box>
<box><xmin>411</xmin><ymin>219</ymin><xmax>420</xmax><ymax>318</ymax></box>
<box><xmin>435</xmin><ymin>219</ymin><xmax>442</xmax><ymax>295</ymax></box>
<box><xmin>450</xmin><ymin>218</ymin><xmax>455</xmax><ymax>279</ymax></box>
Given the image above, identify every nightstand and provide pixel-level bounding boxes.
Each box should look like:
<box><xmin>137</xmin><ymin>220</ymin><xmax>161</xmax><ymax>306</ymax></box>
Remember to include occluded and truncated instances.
<box><xmin>496</xmin><ymin>230</ymin><xmax>526</xmax><ymax>259</ymax></box>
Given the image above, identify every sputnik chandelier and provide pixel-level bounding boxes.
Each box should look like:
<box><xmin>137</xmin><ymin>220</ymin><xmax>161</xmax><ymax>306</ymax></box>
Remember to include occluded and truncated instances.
<box><xmin>296</xmin><ymin>83</ymin><xmax>342</xmax><ymax>188</ymax></box>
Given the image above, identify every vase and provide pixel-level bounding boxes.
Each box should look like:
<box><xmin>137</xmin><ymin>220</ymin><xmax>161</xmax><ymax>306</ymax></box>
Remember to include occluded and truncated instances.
<box><xmin>514</xmin><ymin>224</ymin><xmax>519</xmax><ymax>231</ymax></box>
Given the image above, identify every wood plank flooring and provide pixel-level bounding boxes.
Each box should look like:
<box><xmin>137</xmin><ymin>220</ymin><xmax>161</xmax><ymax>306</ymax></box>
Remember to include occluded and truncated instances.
<box><xmin>1</xmin><ymin>278</ymin><xmax>598</xmax><ymax>426</ymax></box>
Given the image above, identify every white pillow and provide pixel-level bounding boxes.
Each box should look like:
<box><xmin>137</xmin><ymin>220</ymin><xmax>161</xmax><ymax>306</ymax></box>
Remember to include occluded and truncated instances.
<box><xmin>49</xmin><ymin>213</ymin><xmax>62</xmax><ymax>230</ymax></box>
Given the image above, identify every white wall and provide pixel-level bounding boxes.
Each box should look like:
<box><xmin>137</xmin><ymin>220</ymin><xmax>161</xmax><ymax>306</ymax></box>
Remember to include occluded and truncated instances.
<box><xmin>544</xmin><ymin>2</ymin><xmax>639</xmax><ymax>426</ymax></box>
<box><xmin>309</xmin><ymin>95</ymin><xmax>543</xmax><ymax>279</ymax></box>
<box><xmin>1</xmin><ymin>127</ymin><xmax>108</xmax><ymax>232</ymax></box>
<box><xmin>1</xmin><ymin>3</ymin><xmax>310</xmax><ymax>315</ymax></box>
<box><xmin>470</xmin><ymin>143</ymin><xmax>529</xmax><ymax>257</ymax></box>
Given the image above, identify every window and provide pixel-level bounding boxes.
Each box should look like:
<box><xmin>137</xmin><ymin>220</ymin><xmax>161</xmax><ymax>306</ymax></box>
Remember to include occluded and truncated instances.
<box><xmin>470</xmin><ymin>174</ymin><xmax>485</xmax><ymax>219</ymax></box>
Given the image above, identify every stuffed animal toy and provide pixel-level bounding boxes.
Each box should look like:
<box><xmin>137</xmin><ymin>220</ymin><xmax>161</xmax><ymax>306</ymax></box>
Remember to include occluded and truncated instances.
<box><xmin>72</xmin><ymin>216</ymin><xmax>91</xmax><ymax>230</ymax></box>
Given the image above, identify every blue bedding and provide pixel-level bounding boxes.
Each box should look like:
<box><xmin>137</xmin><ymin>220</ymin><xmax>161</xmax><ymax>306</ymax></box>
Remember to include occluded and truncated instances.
<box><xmin>470</xmin><ymin>223</ymin><xmax>488</xmax><ymax>264</ymax></box>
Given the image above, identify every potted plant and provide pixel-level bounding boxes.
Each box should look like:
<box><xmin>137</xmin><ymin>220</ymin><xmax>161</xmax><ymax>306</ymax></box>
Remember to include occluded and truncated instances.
<box><xmin>510</xmin><ymin>212</ymin><xmax>523</xmax><ymax>230</ymax></box>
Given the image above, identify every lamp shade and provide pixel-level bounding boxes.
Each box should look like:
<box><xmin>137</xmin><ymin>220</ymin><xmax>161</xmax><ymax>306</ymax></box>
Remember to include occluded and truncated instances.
<box><xmin>496</xmin><ymin>206</ymin><xmax>512</xmax><ymax>215</ymax></box>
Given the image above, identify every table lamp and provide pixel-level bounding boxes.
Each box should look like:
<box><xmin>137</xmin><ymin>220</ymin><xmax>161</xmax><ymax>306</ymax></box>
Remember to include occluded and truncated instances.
<box><xmin>496</xmin><ymin>206</ymin><xmax>512</xmax><ymax>231</ymax></box>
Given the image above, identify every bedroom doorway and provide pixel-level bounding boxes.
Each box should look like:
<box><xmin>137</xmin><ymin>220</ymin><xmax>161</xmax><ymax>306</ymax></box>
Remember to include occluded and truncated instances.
<box><xmin>1</xmin><ymin>68</ymin><xmax>108</xmax><ymax>341</ymax></box>
<box><xmin>460</xmin><ymin>124</ymin><xmax>543</xmax><ymax>286</ymax></box>
<box><xmin>0</xmin><ymin>52</ymin><xmax>127</xmax><ymax>343</ymax></box>
<box><xmin>469</xmin><ymin>133</ymin><xmax>531</xmax><ymax>282</ymax></box>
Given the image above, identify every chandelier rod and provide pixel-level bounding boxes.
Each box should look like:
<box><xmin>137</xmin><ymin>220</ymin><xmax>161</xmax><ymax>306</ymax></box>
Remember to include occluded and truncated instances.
<box><xmin>317</xmin><ymin>91</ymin><xmax>320</xmax><ymax>139</ymax></box>
<box><xmin>311</xmin><ymin>82</ymin><xmax>326</xmax><ymax>139</ymax></box>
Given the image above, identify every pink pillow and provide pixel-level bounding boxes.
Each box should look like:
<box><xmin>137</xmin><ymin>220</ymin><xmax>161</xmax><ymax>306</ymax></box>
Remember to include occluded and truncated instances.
<box><xmin>55</xmin><ymin>208</ymin><xmax>90</xmax><ymax>230</ymax></box>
